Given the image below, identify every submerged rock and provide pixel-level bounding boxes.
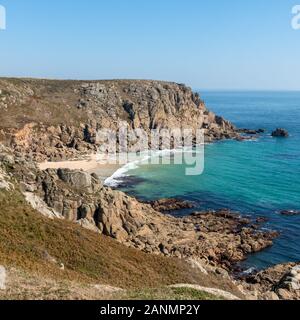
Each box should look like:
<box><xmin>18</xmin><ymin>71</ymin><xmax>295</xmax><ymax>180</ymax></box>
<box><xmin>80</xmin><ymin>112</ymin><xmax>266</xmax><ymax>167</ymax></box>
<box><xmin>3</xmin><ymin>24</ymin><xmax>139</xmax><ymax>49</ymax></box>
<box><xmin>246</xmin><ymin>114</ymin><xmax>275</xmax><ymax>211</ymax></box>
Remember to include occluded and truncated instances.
<box><xmin>280</xmin><ymin>210</ymin><xmax>300</xmax><ymax>216</ymax></box>
<box><xmin>238</xmin><ymin>128</ymin><xmax>265</xmax><ymax>135</ymax></box>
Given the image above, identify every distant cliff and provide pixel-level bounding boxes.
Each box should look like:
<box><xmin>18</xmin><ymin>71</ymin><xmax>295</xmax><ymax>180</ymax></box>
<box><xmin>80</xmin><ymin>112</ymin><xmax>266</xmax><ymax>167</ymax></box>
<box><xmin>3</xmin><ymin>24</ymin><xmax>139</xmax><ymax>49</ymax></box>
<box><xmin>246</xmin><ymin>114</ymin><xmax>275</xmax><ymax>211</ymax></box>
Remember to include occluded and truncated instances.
<box><xmin>0</xmin><ymin>78</ymin><xmax>238</xmax><ymax>161</ymax></box>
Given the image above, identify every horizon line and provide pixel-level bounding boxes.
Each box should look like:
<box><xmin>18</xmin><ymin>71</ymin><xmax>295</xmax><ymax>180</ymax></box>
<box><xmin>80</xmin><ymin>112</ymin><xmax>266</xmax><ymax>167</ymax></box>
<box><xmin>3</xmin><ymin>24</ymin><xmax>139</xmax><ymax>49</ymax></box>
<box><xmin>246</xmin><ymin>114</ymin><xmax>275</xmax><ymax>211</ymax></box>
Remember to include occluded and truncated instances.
<box><xmin>197</xmin><ymin>88</ymin><xmax>300</xmax><ymax>92</ymax></box>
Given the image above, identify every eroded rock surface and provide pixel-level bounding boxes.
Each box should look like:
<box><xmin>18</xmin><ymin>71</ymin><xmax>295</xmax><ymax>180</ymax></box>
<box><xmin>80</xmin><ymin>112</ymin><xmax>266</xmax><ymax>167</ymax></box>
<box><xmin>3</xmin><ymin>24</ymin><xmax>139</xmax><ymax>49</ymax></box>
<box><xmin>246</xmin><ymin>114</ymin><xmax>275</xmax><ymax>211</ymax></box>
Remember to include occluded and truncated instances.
<box><xmin>0</xmin><ymin>79</ymin><xmax>239</xmax><ymax>161</ymax></box>
<box><xmin>149</xmin><ymin>198</ymin><xmax>194</xmax><ymax>212</ymax></box>
<box><xmin>1</xmin><ymin>141</ymin><xmax>297</xmax><ymax>299</ymax></box>
<box><xmin>241</xmin><ymin>262</ymin><xmax>300</xmax><ymax>300</ymax></box>
<box><xmin>1</xmin><ymin>148</ymin><xmax>278</xmax><ymax>273</ymax></box>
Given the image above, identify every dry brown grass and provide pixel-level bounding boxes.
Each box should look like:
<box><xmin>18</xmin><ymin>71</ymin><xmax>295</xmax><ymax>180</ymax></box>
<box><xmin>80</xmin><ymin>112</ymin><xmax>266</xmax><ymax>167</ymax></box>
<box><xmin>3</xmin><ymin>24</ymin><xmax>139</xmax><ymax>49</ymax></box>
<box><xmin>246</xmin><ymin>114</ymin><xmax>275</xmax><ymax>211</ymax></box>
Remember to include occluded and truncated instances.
<box><xmin>0</xmin><ymin>189</ymin><xmax>243</xmax><ymax>299</ymax></box>
<box><xmin>0</xmin><ymin>190</ymin><xmax>205</xmax><ymax>288</ymax></box>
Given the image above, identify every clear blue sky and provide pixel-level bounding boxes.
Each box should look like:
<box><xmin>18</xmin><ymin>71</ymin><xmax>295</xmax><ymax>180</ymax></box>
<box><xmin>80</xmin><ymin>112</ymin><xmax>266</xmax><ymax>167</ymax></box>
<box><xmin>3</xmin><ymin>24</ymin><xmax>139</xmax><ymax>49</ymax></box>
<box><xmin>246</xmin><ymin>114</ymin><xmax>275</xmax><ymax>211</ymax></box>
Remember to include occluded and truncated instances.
<box><xmin>0</xmin><ymin>0</ymin><xmax>300</xmax><ymax>90</ymax></box>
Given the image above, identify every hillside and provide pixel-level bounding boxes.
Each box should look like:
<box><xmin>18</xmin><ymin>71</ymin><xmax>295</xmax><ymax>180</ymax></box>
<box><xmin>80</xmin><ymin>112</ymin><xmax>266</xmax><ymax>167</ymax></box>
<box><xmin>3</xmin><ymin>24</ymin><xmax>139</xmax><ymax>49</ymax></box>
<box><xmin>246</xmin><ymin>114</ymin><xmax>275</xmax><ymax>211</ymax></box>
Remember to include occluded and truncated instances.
<box><xmin>0</xmin><ymin>188</ymin><xmax>242</xmax><ymax>300</ymax></box>
<box><xmin>0</xmin><ymin>78</ymin><xmax>238</xmax><ymax>161</ymax></box>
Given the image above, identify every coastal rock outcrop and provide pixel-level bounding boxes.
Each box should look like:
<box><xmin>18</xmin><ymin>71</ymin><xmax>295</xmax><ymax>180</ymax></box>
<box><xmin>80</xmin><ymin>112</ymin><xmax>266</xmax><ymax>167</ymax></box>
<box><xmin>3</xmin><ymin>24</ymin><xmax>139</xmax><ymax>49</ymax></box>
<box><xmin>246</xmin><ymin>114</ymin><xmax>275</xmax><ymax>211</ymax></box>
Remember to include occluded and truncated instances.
<box><xmin>0</xmin><ymin>168</ymin><xmax>12</xmax><ymax>191</ymax></box>
<box><xmin>238</xmin><ymin>128</ymin><xmax>265</xmax><ymax>135</ymax></box>
<box><xmin>57</xmin><ymin>168</ymin><xmax>99</xmax><ymax>193</ymax></box>
<box><xmin>0</xmin><ymin>78</ymin><xmax>239</xmax><ymax>161</ymax></box>
<box><xmin>0</xmin><ymin>147</ymin><xmax>278</xmax><ymax>273</ymax></box>
<box><xmin>149</xmin><ymin>198</ymin><xmax>194</xmax><ymax>212</ymax></box>
<box><xmin>275</xmin><ymin>265</ymin><xmax>300</xmax><ymax>291</ymax></box>
<box><xmin>242</xmin><ymin>262</ymin><xmax>300</xmax><ymax>300</ymax></box>
<box><xmin>271</xmin><ymin>128</ymin><xmax>289</xmax><ymax>137</ymax></box>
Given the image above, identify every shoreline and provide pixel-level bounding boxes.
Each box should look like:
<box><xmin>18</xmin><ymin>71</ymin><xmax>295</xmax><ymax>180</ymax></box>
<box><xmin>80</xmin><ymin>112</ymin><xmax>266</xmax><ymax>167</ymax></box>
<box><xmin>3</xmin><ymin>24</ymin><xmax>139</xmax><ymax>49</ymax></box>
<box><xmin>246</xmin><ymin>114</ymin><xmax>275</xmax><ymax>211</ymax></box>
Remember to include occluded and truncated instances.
<box><xmin>37</xmin><ymin>148</ymin><xmax>197</xmax><ymax>187</ymax></box>
<box><xmin>3</xmin><ymin>145</ymin><xmax>299</xmax><ymax>300</ymax></box>
<box><xmin>38</xmin><ymin>155</ymin><xmax>122</xmax><ymax>184</ymax></box>
<box><xmin>37</xmin><ymin>153</ymin><xmax>282</xmax><ymax>274</ymax></box>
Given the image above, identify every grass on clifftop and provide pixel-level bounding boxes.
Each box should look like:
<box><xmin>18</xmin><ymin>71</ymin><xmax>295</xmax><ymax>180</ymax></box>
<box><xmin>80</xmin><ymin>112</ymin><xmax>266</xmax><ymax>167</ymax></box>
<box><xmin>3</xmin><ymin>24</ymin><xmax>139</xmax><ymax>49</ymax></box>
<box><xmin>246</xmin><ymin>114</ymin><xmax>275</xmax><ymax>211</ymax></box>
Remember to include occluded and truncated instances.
<box><xmin>0</xmin><ymin>189</ymin><xmax>242</xmax><ymax>299</ymax></box>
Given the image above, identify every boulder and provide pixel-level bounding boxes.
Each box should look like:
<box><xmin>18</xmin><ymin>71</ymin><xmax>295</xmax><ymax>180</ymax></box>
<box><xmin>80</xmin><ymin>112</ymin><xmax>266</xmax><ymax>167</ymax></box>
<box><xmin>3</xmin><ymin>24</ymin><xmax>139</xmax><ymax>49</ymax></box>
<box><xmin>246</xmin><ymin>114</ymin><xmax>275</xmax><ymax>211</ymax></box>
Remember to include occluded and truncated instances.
<box><xmin>276</xmin><ymin>265</ymin><xmax>300</xmax><ymax>291</ymax></box>
<box><xmin>57</xmin><ymin>169</ymin><xmax>93</xmax><ymax>192</ymax></box>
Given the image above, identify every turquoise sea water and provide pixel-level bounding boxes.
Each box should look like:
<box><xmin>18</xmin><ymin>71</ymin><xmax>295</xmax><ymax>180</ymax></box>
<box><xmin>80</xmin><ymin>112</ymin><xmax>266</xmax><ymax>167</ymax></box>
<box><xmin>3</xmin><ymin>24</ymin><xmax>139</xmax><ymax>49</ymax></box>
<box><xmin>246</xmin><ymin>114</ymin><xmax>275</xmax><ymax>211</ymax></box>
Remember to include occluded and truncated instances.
<box><xmin>119</xmin><ymin>91</ymin><xmax>300</xmax><ymax>270</ymax></box>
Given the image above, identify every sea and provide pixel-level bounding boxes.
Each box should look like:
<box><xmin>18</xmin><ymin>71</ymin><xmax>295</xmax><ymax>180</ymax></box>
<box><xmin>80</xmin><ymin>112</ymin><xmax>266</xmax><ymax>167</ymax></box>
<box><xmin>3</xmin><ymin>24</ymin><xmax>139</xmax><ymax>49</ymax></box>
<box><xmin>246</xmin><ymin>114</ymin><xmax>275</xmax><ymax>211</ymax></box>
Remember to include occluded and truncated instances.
<box><xmin>107</xmin><ymin>91</ymin><xmax>300</xmax><ymax>270</ymax></box>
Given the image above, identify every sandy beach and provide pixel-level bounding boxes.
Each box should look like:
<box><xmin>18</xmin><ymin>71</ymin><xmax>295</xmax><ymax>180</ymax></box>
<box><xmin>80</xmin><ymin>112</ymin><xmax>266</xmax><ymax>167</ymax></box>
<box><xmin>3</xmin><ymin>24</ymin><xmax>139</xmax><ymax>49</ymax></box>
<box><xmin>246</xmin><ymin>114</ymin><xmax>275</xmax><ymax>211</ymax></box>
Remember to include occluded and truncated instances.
<box><xmin>38</xmin><ymin>155</ymin><xmax>121</xmax><ymax>183</ymax></box>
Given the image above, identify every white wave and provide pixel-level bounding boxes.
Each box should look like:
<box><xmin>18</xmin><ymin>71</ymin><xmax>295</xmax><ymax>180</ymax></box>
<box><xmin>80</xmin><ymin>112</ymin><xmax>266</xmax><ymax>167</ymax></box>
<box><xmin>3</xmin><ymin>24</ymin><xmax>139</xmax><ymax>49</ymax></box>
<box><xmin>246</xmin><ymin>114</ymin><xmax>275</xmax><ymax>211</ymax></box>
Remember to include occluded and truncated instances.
<box><xmin>104</xmin><ymin>161</ymin><xmax>140</xmax><ymax>187</ymax></box>
<box><xmin>104</xmin><ymin>152</ymin><xmax>152</xmax><ymax>187</ymax></box>
<box><xmin>242</xmin><ymin>267</ymin><xmax>256</xmax><ymax>275</ymax></box>
<box><xmin>104</xmin><ymin>146</ymin><xmax>204</xmax><ymax>187</ymax></box>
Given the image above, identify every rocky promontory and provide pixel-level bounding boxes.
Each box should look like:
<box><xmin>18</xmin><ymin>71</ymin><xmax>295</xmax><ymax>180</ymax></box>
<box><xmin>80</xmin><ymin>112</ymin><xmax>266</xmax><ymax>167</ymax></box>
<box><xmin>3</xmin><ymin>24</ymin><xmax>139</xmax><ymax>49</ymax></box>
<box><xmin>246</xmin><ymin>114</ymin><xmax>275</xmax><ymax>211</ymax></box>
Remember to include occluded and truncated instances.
<box><xmin>0</xmin><ymin>78</ymin><xmax>238</xmax><ymax>161</ymax></box>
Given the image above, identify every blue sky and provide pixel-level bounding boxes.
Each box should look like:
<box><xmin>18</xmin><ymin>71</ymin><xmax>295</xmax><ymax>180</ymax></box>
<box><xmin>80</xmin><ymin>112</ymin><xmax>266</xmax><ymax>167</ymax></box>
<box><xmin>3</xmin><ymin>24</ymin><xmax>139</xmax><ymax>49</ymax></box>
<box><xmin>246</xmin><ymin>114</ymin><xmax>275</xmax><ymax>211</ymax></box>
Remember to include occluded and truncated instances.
<box><xmin>0</xmin><ymin>0</ymin><xmax>300</xmax><ymax>89</ymax></box>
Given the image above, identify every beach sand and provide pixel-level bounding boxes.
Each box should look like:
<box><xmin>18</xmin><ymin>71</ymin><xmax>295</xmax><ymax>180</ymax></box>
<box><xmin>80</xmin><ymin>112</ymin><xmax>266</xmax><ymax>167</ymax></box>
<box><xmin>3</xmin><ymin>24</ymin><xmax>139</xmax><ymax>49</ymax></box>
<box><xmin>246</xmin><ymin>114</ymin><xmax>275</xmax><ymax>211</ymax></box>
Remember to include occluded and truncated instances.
<box><xmin>38</xmin><ymin>155</ymin><xmax>121</xmax><ymax>183</ymax></box>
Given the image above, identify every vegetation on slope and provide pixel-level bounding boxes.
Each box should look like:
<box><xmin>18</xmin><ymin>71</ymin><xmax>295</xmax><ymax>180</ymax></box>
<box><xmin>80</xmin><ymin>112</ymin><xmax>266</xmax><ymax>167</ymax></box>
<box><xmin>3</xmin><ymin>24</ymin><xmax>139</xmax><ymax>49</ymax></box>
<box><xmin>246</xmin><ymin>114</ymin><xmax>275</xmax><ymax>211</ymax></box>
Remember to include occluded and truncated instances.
<box><xmin>0</xmin><ymin>189</ymin><xmax>242</xmax><ymax>299</ymax></box>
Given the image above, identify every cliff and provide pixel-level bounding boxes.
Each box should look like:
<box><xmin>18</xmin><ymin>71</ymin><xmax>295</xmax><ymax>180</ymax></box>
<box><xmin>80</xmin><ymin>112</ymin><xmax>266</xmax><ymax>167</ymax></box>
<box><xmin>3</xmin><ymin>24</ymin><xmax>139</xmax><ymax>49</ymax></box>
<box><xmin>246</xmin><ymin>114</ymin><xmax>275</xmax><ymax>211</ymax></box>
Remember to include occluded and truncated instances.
<box><xmin>0</xmin><ymin>143</ymin><xmax>279</xmax><ymax>300</ymax></box>
<box><xmin>0</xmin><ymin>78</ymin><xmax>237</xmax><ymax>161</ymax></box>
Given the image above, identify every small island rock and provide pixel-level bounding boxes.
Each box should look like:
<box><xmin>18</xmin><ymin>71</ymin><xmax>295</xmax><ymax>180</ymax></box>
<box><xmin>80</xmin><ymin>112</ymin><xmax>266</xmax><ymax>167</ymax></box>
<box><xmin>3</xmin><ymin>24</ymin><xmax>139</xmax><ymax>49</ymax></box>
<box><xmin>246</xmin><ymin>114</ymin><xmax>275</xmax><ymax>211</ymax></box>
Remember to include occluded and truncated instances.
<box><xmin>272</xmin><ymin>128</ymin><xmax>289</xmax><ymax>137</ymax></box>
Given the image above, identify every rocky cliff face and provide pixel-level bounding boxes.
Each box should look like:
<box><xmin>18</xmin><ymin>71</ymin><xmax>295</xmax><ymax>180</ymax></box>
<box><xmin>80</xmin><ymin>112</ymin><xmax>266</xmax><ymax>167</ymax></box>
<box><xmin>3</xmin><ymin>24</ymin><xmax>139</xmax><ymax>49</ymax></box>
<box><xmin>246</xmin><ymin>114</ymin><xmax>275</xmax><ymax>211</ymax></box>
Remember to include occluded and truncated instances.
<box><xmin>1</xmin><ymin>148</ymin><xmax>298</xmax><ymax>299</ymax></box>
<box><xmin>0</xmin><ymin>144</ymin><xmax>277</xmax><ymax>274</ymax></box>
<box><xmin>0</xmin><ymin>78</ymin><xmax>238</xmax><ymax>161</ymax></box>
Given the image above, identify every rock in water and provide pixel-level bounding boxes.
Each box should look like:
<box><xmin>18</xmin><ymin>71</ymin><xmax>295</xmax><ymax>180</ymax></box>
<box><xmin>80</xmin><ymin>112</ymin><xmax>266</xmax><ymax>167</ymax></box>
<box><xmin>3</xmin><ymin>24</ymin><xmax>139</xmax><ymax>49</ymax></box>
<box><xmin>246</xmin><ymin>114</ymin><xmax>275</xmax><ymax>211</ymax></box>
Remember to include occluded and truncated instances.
<box><xmin>238</xmin><ymin>128</ymin><xmax>264</xmax><ymax>135</ymax></box>
<box><xmin>271</xmin><ymin>128</ymin><xmax>289</xmax><ymax>137</ymax></box>
<box><xmin>280</xmin><ymin>210</ymin><xmax>300</xmax><ymax>216</ymax></box>
<box><xmin>149</xmin><ymin>198</ymin><xmax>194</xmax><ymax>212</ymax></box>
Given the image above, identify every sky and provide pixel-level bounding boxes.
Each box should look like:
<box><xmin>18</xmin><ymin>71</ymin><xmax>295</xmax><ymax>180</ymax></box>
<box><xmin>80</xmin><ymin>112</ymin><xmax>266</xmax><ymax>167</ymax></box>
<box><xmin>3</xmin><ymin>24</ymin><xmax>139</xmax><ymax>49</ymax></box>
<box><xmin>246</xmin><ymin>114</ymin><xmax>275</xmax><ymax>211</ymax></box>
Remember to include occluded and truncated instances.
<box><xmin>0</xmin><ymin>0</ymin><xmax>300</xmax><ymax>90</ymax></box>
